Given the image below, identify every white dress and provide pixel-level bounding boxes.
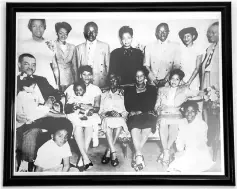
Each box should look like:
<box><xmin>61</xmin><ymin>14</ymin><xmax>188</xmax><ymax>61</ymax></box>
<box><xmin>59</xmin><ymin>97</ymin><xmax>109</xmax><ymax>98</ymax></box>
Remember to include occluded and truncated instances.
<box><xmin>99</xmin><ymin>89</ymin><xmax>128</xmax><ymax>132</ymax></box>
<box><xmin>180</xmin><ymin>44</ymin><xmax>204</xmax><ymax>90</ymax></box>
<box><xmin>17</xmin><ymin>39</ymin><xmax>57</xmax><ymax>88</ymax></box>
<box><xmin>65</xmin><ymin>84</ymin><xmax>101</xmax><ymax>129</ymax></box>
<box><xmin>168</xmin><ymin>117</ymin><xmax>215</xmax><ymax>172</ymax></box>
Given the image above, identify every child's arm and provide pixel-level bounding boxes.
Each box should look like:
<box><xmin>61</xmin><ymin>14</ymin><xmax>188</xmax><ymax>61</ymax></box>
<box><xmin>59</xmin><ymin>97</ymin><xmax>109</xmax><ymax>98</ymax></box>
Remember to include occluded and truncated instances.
<box><xmin>35</xmin><ymin>165</ymin><xmax>44</xmax><ymax>172</ymax></box>
<box><xmin>62</xmin><ymin>157</ymin><xmax>70</xmax><ymax>172</ymax></box>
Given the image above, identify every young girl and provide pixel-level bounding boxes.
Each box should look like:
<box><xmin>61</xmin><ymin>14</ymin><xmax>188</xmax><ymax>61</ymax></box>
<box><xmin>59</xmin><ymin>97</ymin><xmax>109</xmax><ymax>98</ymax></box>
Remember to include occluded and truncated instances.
<box><xmin>155</xmin><ymin>69</ymin><xmax>203</xmax><ymax>169</ymax></box>
<box><xmin>167</xmin><ymin>101</ymin><xmax>215</xmax><ymax>172</ymax></box>
<box><xmin>65</xmin><ymin>79</ymin><xmax>101</xmax><ymax>171</ymax></box>
<box><xmin>34</xmin><ymin>118</ymin><xmax>77</xmax><ymax>172</ymax></box>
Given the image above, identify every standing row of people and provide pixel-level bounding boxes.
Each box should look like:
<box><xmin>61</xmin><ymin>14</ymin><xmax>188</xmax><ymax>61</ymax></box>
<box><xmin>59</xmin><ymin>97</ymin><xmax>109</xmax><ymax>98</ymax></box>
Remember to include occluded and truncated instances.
<box><xmin>18</xmin><ymin>19</ymin><xmax>219</xmax><ymax>91</ymax></box>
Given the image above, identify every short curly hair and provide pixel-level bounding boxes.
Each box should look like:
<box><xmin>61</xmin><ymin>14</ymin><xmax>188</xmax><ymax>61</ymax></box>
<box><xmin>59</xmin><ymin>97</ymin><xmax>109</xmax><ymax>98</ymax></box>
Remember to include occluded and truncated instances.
<box><xmin>119</xmin><ymin>26</ymin><xmax>133</xmax><ymax>39</ymax></box>
<box><xmin>169</xmin><ymin>69</ymin><xmax>185</xmax><ymax>81</ymax></box>
<box><xmin>55</xmin><ymin>22</ymin><xmax>72</xmax><ymax>34</ymax></box>
<box><xmin>181</xmin><ymin>100</ymin><xmax>199</xmax><ymax>113</ymax></box>
<box><xmin>73</xmin><ymin>78</ymin><xmax>86</xmax><ymax>92</ymax></box>
<box><xmin>79</xmin><ymin>65</ymin><xmax>93</xmax><ymax>75</ymax></box>
<box><xmin>84</xmin><ymin>22</ymin><xmax>98</xmax><ymax>33</ymax></box>
<box><xmin>28</xmin><ymin>19</ymin><xmax>46</xmax><ymax>31</ymax></box>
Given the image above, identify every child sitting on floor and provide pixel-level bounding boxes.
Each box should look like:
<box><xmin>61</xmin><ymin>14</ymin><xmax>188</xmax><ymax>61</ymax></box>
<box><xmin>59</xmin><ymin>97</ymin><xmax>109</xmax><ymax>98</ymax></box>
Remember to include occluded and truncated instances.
<box><xmin>34</xmin><ymin>118</ymin><xmax>77</xmax><ymax>172</ymax></box>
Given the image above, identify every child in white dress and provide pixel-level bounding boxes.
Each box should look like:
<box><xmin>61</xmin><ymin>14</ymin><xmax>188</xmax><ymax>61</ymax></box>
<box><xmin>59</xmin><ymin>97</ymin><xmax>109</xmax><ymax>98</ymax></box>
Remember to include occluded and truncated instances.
<box><xmin>167</xmin><ymin>101</ymin><xmax>215</xmax><ymax>172</ymax></box>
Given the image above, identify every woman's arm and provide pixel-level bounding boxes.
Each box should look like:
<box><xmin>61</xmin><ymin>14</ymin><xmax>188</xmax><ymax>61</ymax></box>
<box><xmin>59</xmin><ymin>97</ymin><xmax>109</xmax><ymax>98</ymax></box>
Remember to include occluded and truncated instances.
<box><xmin>87</xmin><ymin>95</ymin><xmax>101</xmax><ymax>116</ymax></box>
<box><xmin>187</xmin><ymin>54</ymin><xmax>203</xmax><ymax>87</ymax></box>
<box><xmin>52</xmin><ymin>55</ymin><xmax>60</xmax><ymax>90</ymax></box>
<box><xmin>62</xmin><ymin>157</ymin><xmax>70</xmax><ymax>172</ymax></box>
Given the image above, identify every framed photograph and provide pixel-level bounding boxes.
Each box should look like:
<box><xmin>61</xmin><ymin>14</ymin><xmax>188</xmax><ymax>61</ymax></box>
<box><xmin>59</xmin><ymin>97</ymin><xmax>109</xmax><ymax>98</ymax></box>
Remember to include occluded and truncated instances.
<box><xmin>4</xmin><ymin>2</ymin><xmax>235</xmax><ymax>186</ymax></box>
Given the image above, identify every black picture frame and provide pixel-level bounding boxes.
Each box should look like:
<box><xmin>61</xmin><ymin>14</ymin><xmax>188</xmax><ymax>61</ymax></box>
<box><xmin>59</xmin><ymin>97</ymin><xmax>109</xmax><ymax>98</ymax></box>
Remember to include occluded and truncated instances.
<box><xmin>4</xmin><ymin>2</ymin><xmax>235</xmax><ymax>186</ymax></box>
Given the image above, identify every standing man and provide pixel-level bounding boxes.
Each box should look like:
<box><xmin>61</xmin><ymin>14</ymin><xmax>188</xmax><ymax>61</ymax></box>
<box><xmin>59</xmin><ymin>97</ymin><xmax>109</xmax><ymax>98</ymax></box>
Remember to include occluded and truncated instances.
<box><xmin>144</xmin><ymin>23</ymin><xmax>181</xmax><ymax>87</ymax></box>
<box><xmin>201</xmin><ymin>22</ymin><xmax>220</xmax><ymax>147</ymax></box>
<box><xmin>74</xmin><ymin>22</ymin><xmax>110</xmax><ymax>88</ymax></box>
<box><xmin>201</xmin><ymin>22</ymin><xmax>219</xmax><ymax>90</ymax></box>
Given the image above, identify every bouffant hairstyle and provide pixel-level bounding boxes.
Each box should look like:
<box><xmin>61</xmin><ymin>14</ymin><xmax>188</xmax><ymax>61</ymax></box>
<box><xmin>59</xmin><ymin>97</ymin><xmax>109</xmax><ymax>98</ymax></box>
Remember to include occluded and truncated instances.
<box><xmin>84</xmin><ymin>22</ymin><xmax>98</xmax><ymax>33</ymax></box>
<box><xmin>55</xmin><ymin>22</ymin><xmax>72</xmax><ymax>34</ymax></box>
<box><xmin>119</xmin><ymin>26</ymin><xmax>133</xmax><ymax>39</ymax></box>
<box><xmin>73</xmin><ymin>78</ymin><xmax>87</xmax><ymax>92</ymax></box>
<box><xmin>181</xmin><ymin>100</ymin><xmax>199</xmax><ymax>113</ymax></box>
<box><xmin>28</xmin><ymin>19</ymin><xmax>46</xmax><ymax>31</ymax></box>
<box><xmin>136</xmin><ymin>67</ymin><xmax>149</xmax><ymax>78</ymax></box>
<box><xmin>169</xmin><ymin>69</ymin><xmax>185</xmax><ymax>81</ymax></box>
<box><xmin>79</xmin><ymin>65</ymin><xmax>93</xmax><ymax>75</ymax></box>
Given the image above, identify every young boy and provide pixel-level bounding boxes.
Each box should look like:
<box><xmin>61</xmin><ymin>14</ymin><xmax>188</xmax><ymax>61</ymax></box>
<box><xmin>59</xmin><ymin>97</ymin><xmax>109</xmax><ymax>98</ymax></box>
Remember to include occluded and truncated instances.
<box><xmin>34</xmin><ymin>118</ymin><xmax>76</xmax><ymax>172</ymax></box>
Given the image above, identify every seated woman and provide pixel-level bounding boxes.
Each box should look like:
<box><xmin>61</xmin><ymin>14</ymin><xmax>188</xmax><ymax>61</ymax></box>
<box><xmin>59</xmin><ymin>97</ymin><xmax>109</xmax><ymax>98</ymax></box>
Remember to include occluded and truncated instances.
<box><xmin>167</xmin><ymin>101</ymin><xmax>215</xmax><ymax>172</ymax></box>
<box><xmin>99</xmin><ymin>73</ymin><xmax>128</xmax><ymax>167</ymax></box>
<box><xmin>64</xmin><ymin>65</ymin><xmax>101</xmax><ymax>172</ymax></box>
<box><xmin>124</xmin><ymin>68</ymin><xmax>157</xmax><ymax>171</ymax></box>
<box><xmin>155</xmin><ymin>69</ymin><xmax>204</xmax><ymax>169</ymax></box>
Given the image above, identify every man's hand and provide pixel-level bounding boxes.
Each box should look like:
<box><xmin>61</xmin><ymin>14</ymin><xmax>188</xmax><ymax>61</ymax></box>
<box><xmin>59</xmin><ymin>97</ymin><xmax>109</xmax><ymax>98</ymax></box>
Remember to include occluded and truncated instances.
<box><xmin>16</xmin><ymin>113</ymin><xmax>28</xmax><ymax>123</ymax></box>
<box><xmin>158</xmin><ymin>79</ymin><xmax>167</xmax><ymax>87</ymax></box>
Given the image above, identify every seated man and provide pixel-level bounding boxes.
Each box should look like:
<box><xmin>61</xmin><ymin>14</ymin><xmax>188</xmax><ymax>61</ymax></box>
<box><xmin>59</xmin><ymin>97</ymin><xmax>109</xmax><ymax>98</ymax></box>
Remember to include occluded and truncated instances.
<box><xmin>16</xmin><ymin>53</ymin><xmax>65</xmax><ymax>172</ymax></box>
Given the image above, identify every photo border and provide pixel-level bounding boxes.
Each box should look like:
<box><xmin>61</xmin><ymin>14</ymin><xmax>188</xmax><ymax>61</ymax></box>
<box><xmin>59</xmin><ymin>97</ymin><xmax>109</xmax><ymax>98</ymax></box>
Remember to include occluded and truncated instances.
<box><xmin>4</xmin><ymin>2</ymin><xmax>235</xmax><ymax>186</ymax></box>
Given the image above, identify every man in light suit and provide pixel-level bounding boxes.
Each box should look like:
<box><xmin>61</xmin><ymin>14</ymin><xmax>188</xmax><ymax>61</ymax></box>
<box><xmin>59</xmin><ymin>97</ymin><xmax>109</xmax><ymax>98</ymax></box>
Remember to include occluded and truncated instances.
<box><xmin>144</xmin><ymin>23</ymin><xmax>181</xmax><ymax>87</ymax></box>
<box><xmin>74</xmin><ymin>22</ymin><xmax>110</xmax><ymax>88</ymax></box>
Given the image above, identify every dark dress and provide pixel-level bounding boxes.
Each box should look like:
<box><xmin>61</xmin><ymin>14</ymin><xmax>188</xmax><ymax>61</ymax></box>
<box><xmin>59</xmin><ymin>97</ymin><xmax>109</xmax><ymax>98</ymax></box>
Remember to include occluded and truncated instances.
<box><xmin>109</xmin><ymin>47</ymin><xmax>144</xmax><ymax>85</ymax></box>
<box><xmin>124</xmin><ymin>85</ymin><xmax>157</xmax><ymax>133</ymax></box>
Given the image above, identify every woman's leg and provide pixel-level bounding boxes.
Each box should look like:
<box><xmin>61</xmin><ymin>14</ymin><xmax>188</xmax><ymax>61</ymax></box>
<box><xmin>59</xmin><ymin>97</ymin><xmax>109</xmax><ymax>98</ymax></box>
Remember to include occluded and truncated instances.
<box><xmin>140</xmin><ymin>128</ymin><xmax>151</xmax><ymax>149</ymax></box>
<box><xmin>159</xmin><ymin>121</ymin><xmax>169</xmax><ymax>163</ymax></box>
<box><xmin>131</xmin><ymin>128</ymin><xmax>144</xmax><ymax>166</ymax></box>
<box><xmin>73</xmin><ymin>126</ymin><xmax>87</xmax><ymax>166</ymax></box>
<box><xmin>84</xmin><ymin>126</ymin><xmax>93</xmax><ymax>163</ymax></box>
<box><xmin>167</xmin><ymin>124</ymin><xmax>179</xmax><ymax>150</ymax></box>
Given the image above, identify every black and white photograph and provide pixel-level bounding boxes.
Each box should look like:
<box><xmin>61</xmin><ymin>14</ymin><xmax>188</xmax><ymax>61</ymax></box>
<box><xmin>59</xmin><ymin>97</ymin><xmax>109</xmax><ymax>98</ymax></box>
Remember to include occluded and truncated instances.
<box><xmin>3</xmin><ymin>2</ymin><xmax>235</xmax><ymax>186</ymax></box>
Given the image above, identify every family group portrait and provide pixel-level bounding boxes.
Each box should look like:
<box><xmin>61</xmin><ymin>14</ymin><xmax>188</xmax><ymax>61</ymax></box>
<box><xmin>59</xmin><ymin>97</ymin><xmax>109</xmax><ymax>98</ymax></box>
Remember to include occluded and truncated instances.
<box><xmin>14</xmin><ymin>12</ymin><xmax>223</xmax><ymax>175</ymax></box>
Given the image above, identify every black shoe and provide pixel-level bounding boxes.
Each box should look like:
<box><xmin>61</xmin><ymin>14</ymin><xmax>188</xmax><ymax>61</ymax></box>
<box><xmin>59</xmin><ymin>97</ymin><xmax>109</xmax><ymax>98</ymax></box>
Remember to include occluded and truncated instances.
<box><xmin>84</xmin><ymin>161</ymin><xmax>93</xmax><ymax>171</ymax></box>
<box><xmin>111</xmin><ymin>152</ymin><xmax>119</xmax><ymax>167</ymax></box>
<box><xmin>101</xmin><ymin>149</ymin><xmax>111</xmax><ymax>164</ymax></box>
<box><xmin>28</xmin><ymin>162</ymin><xmax>35</xmax><ymax>172</ymax></box>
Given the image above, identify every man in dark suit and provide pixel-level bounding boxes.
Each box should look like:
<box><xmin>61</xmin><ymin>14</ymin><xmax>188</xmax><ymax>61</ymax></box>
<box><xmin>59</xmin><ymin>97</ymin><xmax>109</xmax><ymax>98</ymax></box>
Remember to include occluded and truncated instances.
<box><xmin>16</xmin><ymin>53</ymin><xmax>65</xmax><ymax>172</ymax></box>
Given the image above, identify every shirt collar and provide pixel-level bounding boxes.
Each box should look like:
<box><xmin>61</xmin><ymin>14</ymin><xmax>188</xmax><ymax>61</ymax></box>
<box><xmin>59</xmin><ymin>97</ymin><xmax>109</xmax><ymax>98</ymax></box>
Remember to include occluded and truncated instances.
<box><xmin>86</xmin><ymin>39</ymin><xmax>97</xmax><ymax>46</ymax></box>
<box><xmin>157</xmin><ymin>39</ymin><xmax>169</xmax><ymax>45</ymax></box>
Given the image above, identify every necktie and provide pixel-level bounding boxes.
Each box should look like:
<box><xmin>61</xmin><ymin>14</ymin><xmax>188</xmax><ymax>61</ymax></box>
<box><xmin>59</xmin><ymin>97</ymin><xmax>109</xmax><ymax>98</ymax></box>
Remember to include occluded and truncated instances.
<box><xmin>205</xmin><ymin>43</ymin><xmax>217</xmax><ymax>69</ymax></box>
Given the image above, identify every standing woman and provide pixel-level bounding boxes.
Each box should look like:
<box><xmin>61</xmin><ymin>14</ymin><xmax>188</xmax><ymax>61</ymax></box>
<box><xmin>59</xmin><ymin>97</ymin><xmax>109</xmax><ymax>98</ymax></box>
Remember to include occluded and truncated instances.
<box><xmin>109</xmin><ymin>26</ymin><xmax>144</xmax><ymax>86</ymax></box>
<box><xmin>124</xmin><ymin>68</ymin><xmax>157</xmax><ymax>171</ymax></box>
<box><xmin>178</xmin><ymin>27</ymin><xmax>203</xmax><ymax>90</ymax></box>
<box><xmin>52</xmin><ymin>22</ymin><xmax>77</xmax><ymax>92</ymax></box>
<box><xmin>18</xmin><ymin>19</ymin><xmax>57</xmax><ymax>88</ymax></box>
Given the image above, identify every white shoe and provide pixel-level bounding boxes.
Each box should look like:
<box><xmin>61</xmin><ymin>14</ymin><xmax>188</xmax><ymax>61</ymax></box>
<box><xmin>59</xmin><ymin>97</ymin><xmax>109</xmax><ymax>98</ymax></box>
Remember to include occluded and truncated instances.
<box><xmin>18</xmin><ymin>160</ymin><xmax>28</xmax><ymax>172</ymax></box>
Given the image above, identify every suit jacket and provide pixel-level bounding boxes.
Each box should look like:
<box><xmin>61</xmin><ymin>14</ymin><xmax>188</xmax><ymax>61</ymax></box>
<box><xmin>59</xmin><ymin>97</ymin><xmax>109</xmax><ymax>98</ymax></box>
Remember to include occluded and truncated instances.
<box><xmin>17</xmin><ymin>75</ymin><xmax>61</xmax><ymax>101</ymax></box>
<box><xmin>144</xmin><ymin>40</ymin><xmax>181</xmax><ymax>84</ymax></box>
<box><xmin>74</xmin><ymin>40</ymin><xmax>110</xmax><ymax>88</ymax></box>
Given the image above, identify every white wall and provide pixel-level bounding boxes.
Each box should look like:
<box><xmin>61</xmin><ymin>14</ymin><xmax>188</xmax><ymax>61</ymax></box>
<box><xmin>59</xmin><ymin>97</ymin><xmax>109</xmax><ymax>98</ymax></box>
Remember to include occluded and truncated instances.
<box><xmin>17</xmin><ymin>13</ymin><xmax>218</xmax><ymax>51</ymax></box>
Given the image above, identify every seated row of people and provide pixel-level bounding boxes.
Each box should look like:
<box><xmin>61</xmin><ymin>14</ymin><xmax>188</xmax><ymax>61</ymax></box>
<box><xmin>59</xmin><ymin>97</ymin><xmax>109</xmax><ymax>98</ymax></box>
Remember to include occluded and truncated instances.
<box><xmin>16</xmin><ymin>54</ymin><xmax>213</xmax><ymax>172</ymax></box>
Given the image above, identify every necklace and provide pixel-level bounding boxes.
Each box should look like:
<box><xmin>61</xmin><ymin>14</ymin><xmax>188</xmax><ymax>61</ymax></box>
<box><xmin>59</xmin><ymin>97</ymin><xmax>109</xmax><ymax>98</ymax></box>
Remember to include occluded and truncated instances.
<box><xmin>136</xmin><ymin>84</ymin><xmax>146</xmax><ymax>93</ymax></box>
